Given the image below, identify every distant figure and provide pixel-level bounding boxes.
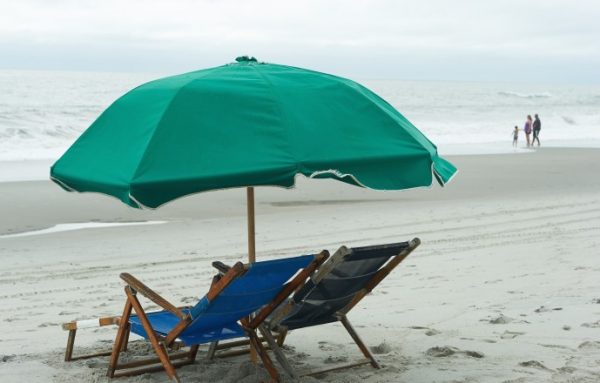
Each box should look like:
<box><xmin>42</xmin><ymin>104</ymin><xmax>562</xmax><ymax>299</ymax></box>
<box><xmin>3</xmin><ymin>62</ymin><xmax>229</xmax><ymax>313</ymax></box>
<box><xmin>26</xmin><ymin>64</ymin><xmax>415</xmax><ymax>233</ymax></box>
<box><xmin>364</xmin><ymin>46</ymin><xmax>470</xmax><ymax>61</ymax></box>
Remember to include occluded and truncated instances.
<box><xmin>532</xmin><ymin>114</ymin><xmax>541</xmax><ymax>146</ymax></box>
<box><xmin>512</xmin><ymin>125</ymin><xmax>519</xmax><ymax>147</ymax></box>
<box><xmin>524</xmin><ymin>115</ymin><xmax>533</xmax><ymax>147</ymax></box>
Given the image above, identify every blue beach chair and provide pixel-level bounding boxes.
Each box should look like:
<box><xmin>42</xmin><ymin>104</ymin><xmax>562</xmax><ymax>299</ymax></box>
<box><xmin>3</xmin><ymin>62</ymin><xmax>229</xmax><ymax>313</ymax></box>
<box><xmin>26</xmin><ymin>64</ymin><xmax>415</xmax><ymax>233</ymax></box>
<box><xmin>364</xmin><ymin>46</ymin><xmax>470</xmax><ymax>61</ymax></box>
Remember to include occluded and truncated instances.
<box><xmin>106</xmin><ymin>252</ymin><xmax>328</xmax><ymax>382</ymax></box>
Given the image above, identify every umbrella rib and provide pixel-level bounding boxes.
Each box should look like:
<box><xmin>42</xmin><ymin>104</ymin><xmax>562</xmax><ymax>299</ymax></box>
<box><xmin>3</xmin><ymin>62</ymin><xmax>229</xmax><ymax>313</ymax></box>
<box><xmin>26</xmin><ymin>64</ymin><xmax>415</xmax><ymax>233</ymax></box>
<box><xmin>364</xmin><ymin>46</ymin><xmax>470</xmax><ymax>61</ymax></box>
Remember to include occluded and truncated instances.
<box><xmin>128</xmin><ymin>70</ymin><xmax>220</xmax><ymax>203</ymax></box>
<box><xmin>339</xmin><ymin>80</ymin><xmax>433</xmax><ymax>153</ymax></box>
<box><xmin>247</xmin><ymin>64</ymin><xmax>299</xmax><ymax>171</ymax></box>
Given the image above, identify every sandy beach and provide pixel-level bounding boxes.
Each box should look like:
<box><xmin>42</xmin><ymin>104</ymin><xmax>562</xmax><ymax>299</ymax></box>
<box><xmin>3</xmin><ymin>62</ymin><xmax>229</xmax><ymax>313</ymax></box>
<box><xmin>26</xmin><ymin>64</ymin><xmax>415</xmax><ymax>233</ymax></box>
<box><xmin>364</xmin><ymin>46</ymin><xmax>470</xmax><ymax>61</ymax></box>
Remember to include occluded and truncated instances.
<box><xmin>0</xmin><ymin>147</ymin><xmax>599</xmax><ymax>383</ymax></box>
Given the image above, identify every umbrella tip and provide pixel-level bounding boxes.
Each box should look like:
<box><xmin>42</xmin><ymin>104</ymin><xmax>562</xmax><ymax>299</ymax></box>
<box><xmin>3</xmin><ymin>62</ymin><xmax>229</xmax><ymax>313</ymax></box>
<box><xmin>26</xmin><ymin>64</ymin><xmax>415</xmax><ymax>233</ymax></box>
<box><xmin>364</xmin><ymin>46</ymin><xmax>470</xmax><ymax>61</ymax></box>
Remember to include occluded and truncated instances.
<box><xmin>235</xmin><ymin>55</ymin><xmax>258</xmax><ymax>63</ymax></box>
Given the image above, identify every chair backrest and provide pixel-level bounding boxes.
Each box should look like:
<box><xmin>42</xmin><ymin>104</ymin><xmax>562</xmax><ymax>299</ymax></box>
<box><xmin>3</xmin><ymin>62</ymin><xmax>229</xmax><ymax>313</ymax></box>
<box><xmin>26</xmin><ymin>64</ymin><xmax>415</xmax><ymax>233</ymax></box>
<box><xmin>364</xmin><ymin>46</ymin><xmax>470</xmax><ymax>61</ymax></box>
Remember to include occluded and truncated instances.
<box><xmin>183</xmin><ymin>254</ymin><xmax>315</xmax><ymax>335</ymax></box>
<box><xmin>280</xmin><ymin>240</ymin><xmax>417</xmax><ymax>330</ymax></box>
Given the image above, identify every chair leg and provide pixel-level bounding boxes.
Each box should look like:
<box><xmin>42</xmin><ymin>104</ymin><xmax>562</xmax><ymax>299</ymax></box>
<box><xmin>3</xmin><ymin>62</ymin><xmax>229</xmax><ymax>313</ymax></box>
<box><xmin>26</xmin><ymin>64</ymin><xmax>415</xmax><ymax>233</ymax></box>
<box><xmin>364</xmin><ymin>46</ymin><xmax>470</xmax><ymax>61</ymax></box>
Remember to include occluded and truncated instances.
<box><xmin>65</xmin><ymin>329</ymin><xmax>77</xmax><ymax>362</ymax></box>
<box><xmin>207</xmin><ymin>341</ymin><xmax>218</xmax><ymax>360</ymax></box>
<box><xmin>276</xmin><ymin>328</ymin><xmax>288</xmax><ymax>347</ymax></box>
<box><xmin>340</xmin><ymin>316</ymin><xmax>380</xmax><ymax>369</ymax></box>
<box><xmin>189</xmin><ymin>345</ymin><xmax>200</xmax><ymax>362</ymax></box>
<box><xmin>258</xmin><ymin>324</ymin><xmax>297</xmax><ymax>379</ymax></box>
<box><xmin>126</xmin><ymin>288</ymin><xmax>181</xmax><ymax>382</ymax></box>
<box><xmin>122</xmin><ymin>325</ymin><xmax>130</xmax><ymax>351</ymax></box>
<box><xmin>158</xmin><ymin>342</ymin><xmax>181</xmax><ymax>383</ymax></box>
<box><xmin>107</xmin><ymin>296</ymin><xmax>133</xmax><ymax>378</ymax></box>
<box><xmin>247</xmin><ymin>330</ymin><xmax>280</xmax><ymax>383</ymax></box>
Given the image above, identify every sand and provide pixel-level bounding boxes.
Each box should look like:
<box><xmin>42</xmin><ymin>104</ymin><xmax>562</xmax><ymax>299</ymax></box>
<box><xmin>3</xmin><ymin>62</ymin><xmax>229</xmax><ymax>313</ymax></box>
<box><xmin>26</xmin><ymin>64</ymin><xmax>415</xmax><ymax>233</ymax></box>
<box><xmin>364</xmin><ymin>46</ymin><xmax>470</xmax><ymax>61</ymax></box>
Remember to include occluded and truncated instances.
<box><xmin>0</xmin><ymin>148</ymin><xmax>599</xmax><ymax>382</ymax></box>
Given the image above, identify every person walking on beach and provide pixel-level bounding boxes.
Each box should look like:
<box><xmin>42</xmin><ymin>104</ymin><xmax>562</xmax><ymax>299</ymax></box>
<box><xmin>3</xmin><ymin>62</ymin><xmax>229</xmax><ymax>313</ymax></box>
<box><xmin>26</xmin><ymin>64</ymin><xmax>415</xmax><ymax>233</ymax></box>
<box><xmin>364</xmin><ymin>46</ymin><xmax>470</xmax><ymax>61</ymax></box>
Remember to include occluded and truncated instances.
<box><xmin>524</xmin><ymin>115</ymin><xmax>533</xmax><ymax>147</ymax></box>
<box><xmin>512</xmin><ymin>125</ymin><xmax>519</xmax><ymax>147</ymax></box>
<box><xmin>532</xmin><ymin>114</ymin><xmax>541</xmax><ymax>146</ymax></box>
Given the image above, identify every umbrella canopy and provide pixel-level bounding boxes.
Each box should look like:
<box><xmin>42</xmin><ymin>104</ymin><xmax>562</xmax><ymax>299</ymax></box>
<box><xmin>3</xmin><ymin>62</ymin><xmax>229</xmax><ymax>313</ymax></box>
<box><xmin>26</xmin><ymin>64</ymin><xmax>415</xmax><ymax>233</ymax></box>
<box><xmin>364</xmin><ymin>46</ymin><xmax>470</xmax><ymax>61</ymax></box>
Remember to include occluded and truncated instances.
<box><xmin>51</xmin><ymin>56</ymin><xmax>456</xmax><ymax>210</ymax></box>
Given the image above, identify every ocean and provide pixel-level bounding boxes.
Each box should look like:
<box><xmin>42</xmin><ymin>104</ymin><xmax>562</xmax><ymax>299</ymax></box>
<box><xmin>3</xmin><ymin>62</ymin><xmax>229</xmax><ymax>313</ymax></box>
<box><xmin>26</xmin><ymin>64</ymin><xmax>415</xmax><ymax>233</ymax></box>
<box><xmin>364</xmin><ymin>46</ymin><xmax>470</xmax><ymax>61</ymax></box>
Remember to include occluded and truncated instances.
<box><xmin>1</xmin><ymin>69</ymin><xmax>600</xmax><ymax>161</ymax></box>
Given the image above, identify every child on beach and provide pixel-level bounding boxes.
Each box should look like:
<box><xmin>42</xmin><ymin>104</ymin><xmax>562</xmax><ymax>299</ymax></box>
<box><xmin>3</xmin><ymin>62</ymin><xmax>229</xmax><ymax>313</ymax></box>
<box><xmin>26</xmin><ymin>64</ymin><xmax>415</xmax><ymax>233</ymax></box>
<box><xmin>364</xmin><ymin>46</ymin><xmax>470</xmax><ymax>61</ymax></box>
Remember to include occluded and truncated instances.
<box><xmin>512</xmin><ymin>125</ymin><xmax>519</xmax><ymax>147</ymax></box>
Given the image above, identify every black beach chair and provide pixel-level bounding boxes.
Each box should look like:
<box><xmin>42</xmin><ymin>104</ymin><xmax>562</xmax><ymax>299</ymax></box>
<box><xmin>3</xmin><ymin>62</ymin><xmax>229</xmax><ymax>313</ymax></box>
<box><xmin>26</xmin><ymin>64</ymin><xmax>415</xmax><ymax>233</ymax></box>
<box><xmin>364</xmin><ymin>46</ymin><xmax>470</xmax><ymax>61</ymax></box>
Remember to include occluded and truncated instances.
<box><xmin>262</xmin><ymin>238</ymin><xmax>420</xmax><ymax>377</ymax></box>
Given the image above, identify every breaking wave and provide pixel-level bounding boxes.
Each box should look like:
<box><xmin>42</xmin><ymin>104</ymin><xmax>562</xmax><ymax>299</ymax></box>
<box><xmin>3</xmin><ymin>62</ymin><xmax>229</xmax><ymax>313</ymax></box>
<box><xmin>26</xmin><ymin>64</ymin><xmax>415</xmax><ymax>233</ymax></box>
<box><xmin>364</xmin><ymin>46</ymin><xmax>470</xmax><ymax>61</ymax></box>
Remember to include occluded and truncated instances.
<box><xmin>498</xmin><ymin>91</ymin><xmax>552</xmax><ymax>99</ymax></box>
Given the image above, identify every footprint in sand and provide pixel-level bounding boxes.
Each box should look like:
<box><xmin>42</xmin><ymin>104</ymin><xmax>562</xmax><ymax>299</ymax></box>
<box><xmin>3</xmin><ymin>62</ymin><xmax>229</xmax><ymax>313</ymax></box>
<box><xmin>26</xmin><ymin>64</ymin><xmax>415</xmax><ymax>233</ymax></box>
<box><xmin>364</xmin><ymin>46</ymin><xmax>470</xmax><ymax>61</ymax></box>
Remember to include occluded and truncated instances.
<box><xmin>425</xmin><ymin>346</ymin><xmax>456</xmax><ymax>357</ymax></box>
<box><xmin>370</xmin><ymin>342</ymin><xmax>392</xmax><ymax>354</ymax></box>
<box><xmin>484</xmin><ymin>314</ymin><xmax>514</xmax><ymax>324</ymax></box>
<box><xmin>1</xmin><ymin>355</ymin><xmax>16</xmax><ymax>363</ymax></box>
<box><xmin>556</xmin><ymin>366</ymin><xmax>577</xmax><ymax>374</ymax></box>
<box><xmin>534</xmin><ymin>305</ymin><xmax>562</xmax><ymax>313</ymax></box>
<box><xmin>85</xmin><ymin>359</ymin><xmax>105</xmax><ymax>369</ymax></box>
<box><xmin>323</xmin><ymin>355</ymin><xmax>348</xmax><ymax>364</ymax></box>
<box><xmin>500</xmin><ymin>331</ymin><xmax>525</xmax><ymax>339</ymax></box>
<box><xmin>518</xmin><ymin>360</ymin><xmax>551</xmax><ymax>370</ymax></box>
<box><xmin>38</xmin><ymin>322</ymin><xmax>59</xmax><ymax>328</ymax></box>
<box><xmin>318</xmin><ymin>341</ymin><xmax>343</xmax><ymax>352</ymax></box>
<box><xmin>425</xmin><ymin>346</ymin><xmax>483</xmax><ymax>358</ymax></box>
<box><xmin>289</xmin><ymin>351</ymin><xmax>310</xmax><ymax>365</ymax></box>
<box><xmin>539</xmin><ymin>344</ymin><xmax>574</xmax><ymax>351</ymax></box>
<box><xmin>578</xmin><ymin>341</ymin><xmax>600</xmax><ymax>350</ymax></box>
<box><xmin>409</xmin><ymin>326</ymin><xmax>440</xmax><ymax>336</ymax></box>
<box><xmin>58</xmin><ymin>311</ymin><xmax>78</xmax><ymax>316</ymax></box>
<box><xmin>581</xmin><ymin>320</ymin><xmax>600</xmax><ymax>328</ymax></box>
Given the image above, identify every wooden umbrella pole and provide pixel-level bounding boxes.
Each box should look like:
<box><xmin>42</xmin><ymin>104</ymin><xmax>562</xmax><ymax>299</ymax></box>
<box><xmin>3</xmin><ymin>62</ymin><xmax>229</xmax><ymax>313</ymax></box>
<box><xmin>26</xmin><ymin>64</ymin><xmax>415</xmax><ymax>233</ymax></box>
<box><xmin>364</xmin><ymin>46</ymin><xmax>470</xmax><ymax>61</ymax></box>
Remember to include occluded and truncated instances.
<box><xmin>247</xmin><ymin>187</ymin><xmax>256</xmax><ymax>263</ymax></box>
<box><xmin>246</xmin><ymin>187</ymin><xmax>258</xmax><ymax>363</ymax></box>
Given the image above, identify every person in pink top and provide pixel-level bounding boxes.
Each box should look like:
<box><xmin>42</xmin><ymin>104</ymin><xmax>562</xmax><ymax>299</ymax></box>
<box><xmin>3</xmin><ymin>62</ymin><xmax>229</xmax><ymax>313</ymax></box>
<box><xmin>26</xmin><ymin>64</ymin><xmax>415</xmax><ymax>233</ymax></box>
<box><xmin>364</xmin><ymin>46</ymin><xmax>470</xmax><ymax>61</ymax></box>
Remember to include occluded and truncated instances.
<box><xmin>524</xmin><ymin>115</ymin><xmax>533</xmax><ymax>147</ymax></box>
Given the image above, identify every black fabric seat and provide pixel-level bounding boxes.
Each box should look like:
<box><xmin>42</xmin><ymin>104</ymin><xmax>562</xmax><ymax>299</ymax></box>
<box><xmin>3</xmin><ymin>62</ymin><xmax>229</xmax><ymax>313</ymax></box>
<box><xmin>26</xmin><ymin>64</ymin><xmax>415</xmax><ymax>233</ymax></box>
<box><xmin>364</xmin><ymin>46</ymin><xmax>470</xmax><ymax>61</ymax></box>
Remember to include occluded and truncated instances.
<box><xmin>280</xmin><ymin>241</ymin><xmax>410</xmax><ymax>330</ymax></box>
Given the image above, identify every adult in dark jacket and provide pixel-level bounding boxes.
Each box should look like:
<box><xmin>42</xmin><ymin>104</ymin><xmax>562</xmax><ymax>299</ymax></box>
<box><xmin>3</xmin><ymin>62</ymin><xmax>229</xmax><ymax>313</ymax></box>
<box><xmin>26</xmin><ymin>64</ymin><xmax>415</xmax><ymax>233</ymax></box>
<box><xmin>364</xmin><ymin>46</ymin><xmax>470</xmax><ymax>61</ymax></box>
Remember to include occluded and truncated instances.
<box><xmin>532</xmin><ymin>114</ymin><xmax>541</xmax><ymax>146</ymax></box>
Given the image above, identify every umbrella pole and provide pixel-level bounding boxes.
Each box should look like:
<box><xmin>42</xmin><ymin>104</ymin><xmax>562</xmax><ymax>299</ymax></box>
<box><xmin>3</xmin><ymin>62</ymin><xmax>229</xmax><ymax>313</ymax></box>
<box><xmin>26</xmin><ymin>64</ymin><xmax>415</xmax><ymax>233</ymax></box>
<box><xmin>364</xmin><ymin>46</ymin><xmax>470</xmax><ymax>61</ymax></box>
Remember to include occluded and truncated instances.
<box><xmin>246</xmin><ymin>187</ymin><xmax>258</xmax><ymax>363</ymax></box>
<box><xmin>247</xmin><ymin>187</ymin><xmax>256</xmax><ymax>263</ymax></box>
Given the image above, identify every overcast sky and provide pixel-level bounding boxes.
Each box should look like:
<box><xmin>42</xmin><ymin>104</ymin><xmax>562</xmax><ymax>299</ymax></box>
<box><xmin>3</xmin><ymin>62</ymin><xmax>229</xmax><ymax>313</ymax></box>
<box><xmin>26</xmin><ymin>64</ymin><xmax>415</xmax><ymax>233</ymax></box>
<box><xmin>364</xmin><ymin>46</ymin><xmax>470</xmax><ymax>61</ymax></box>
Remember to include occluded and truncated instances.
<box><xmin>1</xmin><ymin>0</ymin><xmax>599</xmax><ymax>82</ymax></box>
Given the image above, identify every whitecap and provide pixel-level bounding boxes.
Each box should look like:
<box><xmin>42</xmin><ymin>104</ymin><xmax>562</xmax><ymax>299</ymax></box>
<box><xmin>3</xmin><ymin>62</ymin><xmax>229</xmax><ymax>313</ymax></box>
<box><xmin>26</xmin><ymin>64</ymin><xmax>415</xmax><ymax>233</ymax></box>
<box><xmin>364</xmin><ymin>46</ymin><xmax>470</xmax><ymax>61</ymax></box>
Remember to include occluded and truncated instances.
<box><xmin>498</xmin><ymin>91</ymin><xmax>552</xmax><ymax>98</ymax></box>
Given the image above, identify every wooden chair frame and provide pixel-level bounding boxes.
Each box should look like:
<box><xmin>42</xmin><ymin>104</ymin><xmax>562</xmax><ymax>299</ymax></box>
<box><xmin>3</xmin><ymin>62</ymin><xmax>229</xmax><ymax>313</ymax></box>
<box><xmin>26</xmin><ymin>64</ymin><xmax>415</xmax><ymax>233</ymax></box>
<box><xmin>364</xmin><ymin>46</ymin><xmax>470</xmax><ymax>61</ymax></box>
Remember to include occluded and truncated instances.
<box><xmin>62</xmin><ymin>316</ymin><xmax>122</xmax><ymax>362</ymax></box>
<box><xmin>106</xmin><ymin>251</ymin><xmax>328</xmax><ymax>383</ymax></box>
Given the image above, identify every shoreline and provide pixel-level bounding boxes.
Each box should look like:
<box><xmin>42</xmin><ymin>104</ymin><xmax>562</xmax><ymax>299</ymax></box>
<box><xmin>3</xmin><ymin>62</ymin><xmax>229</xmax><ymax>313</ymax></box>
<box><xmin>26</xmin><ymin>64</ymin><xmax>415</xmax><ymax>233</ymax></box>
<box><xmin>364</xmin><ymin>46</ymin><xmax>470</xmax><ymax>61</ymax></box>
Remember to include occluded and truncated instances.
<box><xmin>1</xmin><ymin>147</ymin><xmax>598</xmax><ymax>237</ymax></box>
<box><xmin>2</xmin><ymin>139</ymin><xmax>600</xmax><ymax>183</ymax></box>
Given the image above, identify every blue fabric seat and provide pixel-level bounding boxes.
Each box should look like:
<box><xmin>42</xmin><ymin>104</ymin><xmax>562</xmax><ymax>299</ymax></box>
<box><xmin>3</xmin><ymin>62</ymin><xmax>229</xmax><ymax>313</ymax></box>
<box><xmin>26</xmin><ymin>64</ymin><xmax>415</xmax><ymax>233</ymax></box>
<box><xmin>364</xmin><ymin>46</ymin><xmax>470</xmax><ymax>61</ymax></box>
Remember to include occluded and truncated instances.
<box><xmin>127</xmin><ymin>255</ymin><xmax>314</xmax><ymax>346</ymax></box>
<box><xmin>128</xmin><ymin>307</ymin><xmax>247</xmax><ymax>345</ymax></box>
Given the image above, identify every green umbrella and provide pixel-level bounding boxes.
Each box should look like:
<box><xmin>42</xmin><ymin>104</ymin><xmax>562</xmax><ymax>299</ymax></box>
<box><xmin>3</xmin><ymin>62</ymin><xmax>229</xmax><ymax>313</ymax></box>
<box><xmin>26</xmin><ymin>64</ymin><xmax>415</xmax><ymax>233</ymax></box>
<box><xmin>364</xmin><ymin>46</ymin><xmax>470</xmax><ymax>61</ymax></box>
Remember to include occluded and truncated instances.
<box><xmin>51</xmin><ymin>56</ymin><xmax>457</xmax><ymax>261</ymax></box>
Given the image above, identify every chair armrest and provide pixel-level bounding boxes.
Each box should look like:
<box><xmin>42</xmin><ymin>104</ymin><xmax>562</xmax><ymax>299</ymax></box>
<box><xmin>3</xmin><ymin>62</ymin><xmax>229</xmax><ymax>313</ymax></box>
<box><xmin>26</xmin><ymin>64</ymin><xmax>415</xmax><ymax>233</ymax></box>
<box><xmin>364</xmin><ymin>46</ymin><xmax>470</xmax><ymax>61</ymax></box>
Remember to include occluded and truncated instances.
<box><xmin>212</xmin><ymin>261</ymin><xmax>231</xmax><ymax>274</ymax></box>
<box><xmin>207</xmin><ymin>262</ymin><xmax>246</xmax><ymax>300</ymax></box>
<box><xmin>62</xmin><ymin>316</ymin><xmax>120</xmax><ymax>331</ymax></box>
<box><xmin>120</xmin><ymin>273</ymin><xmax>187</xmax><ymax>320</ymax></box>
